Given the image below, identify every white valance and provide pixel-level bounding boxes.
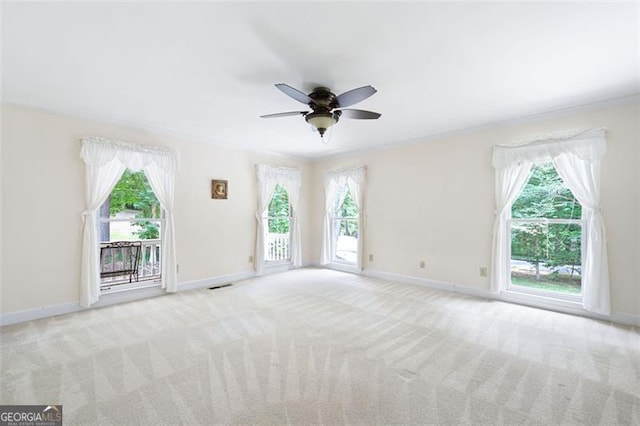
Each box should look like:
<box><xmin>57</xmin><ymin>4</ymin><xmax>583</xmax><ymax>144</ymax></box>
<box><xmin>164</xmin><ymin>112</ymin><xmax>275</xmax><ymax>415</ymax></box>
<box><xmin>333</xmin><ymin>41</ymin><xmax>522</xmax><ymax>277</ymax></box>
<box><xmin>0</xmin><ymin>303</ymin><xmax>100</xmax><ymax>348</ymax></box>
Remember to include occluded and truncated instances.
<box><xmin>325</xmin><ymin>165</ymin><xmax>366</xmax><ymax>186</ymax></box>
<box><xmin>492</xmin><ymin>128</ymin><xmax>606</xmax><ymax>170</ymax></box>
<box><xmin>256</xmin><ymin>164</ymin><xmax>302</xmax><ymax>188</ymax></box>
<box><xmin>80</xmin><ymin>136</ymin><xmax>179</xmax><ymax>173</ymax></box>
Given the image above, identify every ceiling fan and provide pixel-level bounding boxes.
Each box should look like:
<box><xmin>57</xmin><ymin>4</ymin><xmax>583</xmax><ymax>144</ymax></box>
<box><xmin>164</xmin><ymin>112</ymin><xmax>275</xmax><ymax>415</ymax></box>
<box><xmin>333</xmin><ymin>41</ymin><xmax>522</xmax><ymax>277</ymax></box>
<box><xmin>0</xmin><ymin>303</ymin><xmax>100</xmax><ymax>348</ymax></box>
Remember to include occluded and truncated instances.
<box><xmin>261</xmin><ymin>83</ymin><xmax>381</xmax><ymax>138</ymax></box>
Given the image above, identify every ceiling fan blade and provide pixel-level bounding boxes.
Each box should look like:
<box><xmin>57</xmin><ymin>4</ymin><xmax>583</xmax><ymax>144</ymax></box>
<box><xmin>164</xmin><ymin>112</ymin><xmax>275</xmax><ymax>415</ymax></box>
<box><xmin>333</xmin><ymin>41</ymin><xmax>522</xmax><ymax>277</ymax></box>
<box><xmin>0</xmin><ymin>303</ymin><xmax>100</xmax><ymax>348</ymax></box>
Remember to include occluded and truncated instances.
<box><xmin>260</xmin><ymin>111</ymin><xmax>308</xmax><ymax>118</ymax></box>
<box><xmin>335</xmin><ymin>85</ymin><xmax>377</xmax><ymax>108</ymax></box>
<box><xmin>338</xmin><ymin>109</ymin><xmax>381</xmax><ymax>119</ymax></box>
<box><xmin>275</xmin><ymin>83</ymin><xmax>313</xmax><ymax>105</ymax></box>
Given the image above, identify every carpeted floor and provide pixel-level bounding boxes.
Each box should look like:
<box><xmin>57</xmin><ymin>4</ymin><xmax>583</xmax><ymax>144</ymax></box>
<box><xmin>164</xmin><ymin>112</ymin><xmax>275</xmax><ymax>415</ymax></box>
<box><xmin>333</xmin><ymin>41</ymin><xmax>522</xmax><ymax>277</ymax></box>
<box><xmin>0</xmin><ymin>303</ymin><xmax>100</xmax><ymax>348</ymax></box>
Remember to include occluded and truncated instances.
<box><xmin>1</xmin><ymin>268</ymin><xmax>639</xmax><ymax>424</ymax></box>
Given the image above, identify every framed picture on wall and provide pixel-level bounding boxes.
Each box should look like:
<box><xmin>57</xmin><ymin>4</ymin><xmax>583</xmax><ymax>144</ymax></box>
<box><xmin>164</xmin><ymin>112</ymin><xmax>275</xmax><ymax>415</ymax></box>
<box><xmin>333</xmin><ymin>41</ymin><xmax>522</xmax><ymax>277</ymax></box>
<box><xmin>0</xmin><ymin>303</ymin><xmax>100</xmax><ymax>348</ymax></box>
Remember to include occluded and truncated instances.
<box><xmin>211</xmin><ymin>179</ymin><xmax>228</xmax><ymax>199</ymax></box>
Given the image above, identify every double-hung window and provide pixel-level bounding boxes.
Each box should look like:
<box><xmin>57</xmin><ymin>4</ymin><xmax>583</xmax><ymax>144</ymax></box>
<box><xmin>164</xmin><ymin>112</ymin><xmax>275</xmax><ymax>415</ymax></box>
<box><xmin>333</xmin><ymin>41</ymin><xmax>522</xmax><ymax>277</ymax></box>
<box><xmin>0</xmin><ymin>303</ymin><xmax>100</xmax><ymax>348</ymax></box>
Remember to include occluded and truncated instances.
<box><xmin>509</xmin><ymin>162</ymin><xmax>582</xmax><ymax>300</ymax></box>
<box><xmin>99</xmin><ymin>169</ymin><xmax>164</xmax><ymax>292</ymax></box>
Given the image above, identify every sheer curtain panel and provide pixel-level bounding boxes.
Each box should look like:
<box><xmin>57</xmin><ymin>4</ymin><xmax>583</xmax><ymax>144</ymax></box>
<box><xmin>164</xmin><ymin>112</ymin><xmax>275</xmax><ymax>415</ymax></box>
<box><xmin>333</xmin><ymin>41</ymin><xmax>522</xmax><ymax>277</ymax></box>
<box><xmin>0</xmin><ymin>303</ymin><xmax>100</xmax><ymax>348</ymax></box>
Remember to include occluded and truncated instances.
<box><xmin>80</xmin><ymin>137</ymin><xmax>179</xmax><ymax>307</ymax></box>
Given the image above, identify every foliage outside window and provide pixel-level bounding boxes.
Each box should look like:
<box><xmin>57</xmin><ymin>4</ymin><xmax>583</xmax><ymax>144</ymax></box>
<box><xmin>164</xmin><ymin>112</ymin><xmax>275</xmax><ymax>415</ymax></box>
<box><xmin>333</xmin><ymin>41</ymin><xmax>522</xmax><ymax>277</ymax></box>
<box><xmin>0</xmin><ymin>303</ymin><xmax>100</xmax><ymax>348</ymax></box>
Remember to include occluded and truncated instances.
<box><xmin>510</xmin><ymin>162</ymin><xmax>582</xmax><ymax>295</ymax></box>
<box><xmin>333</xmin><ymin>186</ymin><xmax>359</xmax><ymax>263</ymax></box>
<box><xmin>267</xmin><ymin>184</ymin><xmax>290</xmax><ymax>234</ymax></box>
<box><xmin>99</xmin><ymin>170</ymin><xmax>162</xmax><ymax>242</ymax></box>
<box><xmin>264</xmin><ymin>184</ymin><xmax>291</xmax><ymax>262</ymax></box>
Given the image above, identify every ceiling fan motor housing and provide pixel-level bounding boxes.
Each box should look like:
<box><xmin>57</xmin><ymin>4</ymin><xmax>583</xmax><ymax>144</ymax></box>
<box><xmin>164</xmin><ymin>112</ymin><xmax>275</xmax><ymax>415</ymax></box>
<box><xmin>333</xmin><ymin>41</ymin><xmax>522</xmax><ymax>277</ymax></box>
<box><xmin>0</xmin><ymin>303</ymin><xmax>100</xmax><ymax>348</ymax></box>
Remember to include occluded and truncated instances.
<box><xmin>308</xmin><ymin>87</ymin><xmax>339</xmax><ymax>111</ymax></box>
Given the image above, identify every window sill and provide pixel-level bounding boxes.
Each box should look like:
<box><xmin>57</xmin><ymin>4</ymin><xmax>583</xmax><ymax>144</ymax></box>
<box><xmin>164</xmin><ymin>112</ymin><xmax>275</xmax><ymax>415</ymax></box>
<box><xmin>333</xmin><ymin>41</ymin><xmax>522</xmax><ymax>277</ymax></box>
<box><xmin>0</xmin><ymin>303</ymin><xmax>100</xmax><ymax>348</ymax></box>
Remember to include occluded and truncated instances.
<box><xmin>500</xmin><ymin>289</ymin><xmax>584</xmax><ymax>312</ymax></box>
<box><xmin>94</xmin><ymin>282</ymin><xmax>165</xmax><ymax>309</ymax></box>
<box><xmin>263</xmin><ymin>262</ymin><xmax>294</xmax><ymax>274</ymax></box>
<box><xmin>100</xmin><ymin>279</ymin><xmax>162</xmax><ymax>295</ymax></box>
<box><xmin>326</xmin><ymin>262</ymin><xmax>360</xmax><ymax>274</ymax></box>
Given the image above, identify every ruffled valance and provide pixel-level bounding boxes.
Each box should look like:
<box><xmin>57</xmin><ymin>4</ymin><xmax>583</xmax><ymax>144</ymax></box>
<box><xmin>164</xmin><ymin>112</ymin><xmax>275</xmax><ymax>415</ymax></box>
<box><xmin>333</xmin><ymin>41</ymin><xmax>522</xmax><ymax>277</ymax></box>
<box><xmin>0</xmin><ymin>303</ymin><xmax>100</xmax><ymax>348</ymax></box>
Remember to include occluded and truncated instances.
<box><xmin>492</xmin><ymin>128</ymin><xmax>606</xmax><ymax>170</ymax></box>
<box><xmin>255</xmin><ymin>164</ymin><xmax>301</xmax><ymax>187</ymax></box>
<box><xmin>325</xmin><ymin>165</ymin><xmax>365</xmax><ymax>186</ymax></box>
<box><xmin>80</xmin><ymin>136</ymin><xmax>179</xmax><ymax>173</ymax></box>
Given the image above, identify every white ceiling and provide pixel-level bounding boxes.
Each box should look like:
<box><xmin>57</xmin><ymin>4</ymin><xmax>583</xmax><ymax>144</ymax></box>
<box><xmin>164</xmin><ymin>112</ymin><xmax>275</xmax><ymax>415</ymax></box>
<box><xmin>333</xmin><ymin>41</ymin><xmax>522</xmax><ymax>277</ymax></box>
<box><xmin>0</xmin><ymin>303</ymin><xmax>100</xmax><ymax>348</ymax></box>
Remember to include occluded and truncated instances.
<box><xmin>2</xmin><ymin>2</ymin><xmax>639</xmax><ymax>159</ymax></box>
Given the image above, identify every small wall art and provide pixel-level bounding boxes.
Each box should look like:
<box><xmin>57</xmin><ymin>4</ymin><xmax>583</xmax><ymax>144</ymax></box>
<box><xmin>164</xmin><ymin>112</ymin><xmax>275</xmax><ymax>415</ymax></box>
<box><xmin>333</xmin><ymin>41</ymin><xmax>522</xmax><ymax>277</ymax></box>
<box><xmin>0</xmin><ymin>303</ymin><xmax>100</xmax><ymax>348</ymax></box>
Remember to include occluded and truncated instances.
<box><xmin>211</xmin><ymin>179</ymin><xmax>228</xmax><ymax>199</ymax></box>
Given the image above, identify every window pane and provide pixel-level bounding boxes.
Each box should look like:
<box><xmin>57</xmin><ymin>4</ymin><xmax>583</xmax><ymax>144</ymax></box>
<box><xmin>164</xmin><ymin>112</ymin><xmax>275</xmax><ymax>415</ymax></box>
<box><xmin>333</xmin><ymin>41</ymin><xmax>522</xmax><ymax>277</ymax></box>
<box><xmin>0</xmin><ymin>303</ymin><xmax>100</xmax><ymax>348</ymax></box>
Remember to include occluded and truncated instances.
<box><xmin>106</xmin><ymin>170</ymin><xmax>161</xmax><ymax>218</ymax></box>
<box><xmin>511</xmin><ymin>223</ymin><xmax>582</xmax><ymax>294</ymax></box>
<box><xmin>100</xmin><ymin>219</ymin><xmax>162</xmax><ymax>243</ymax></box>
<box><xmin>512</xmin><ymin>162</ymin><xmax>581</xmax><ymax>220</ymax></box>
<box><xmin>265</xmin><ymin>219</ymin><xmax>290</xmax><ymax>262</ymax></box>
<box><xmin>268</xmin><ymin>184</ymin><xmax>290</xmax><ymax>217</ymax></box>
<box><xmin>335</xmin><ymin>219</ymin><xmax>358</xmax><ymax>263</ymax></box>
<box><xmin>335</xmin><ymin>187</ymin><xmax>359</xmax><ymax>218</ymax></box>
<box><xmin>268</xmin><ymin>217</ymin><xmax>290</xmax><ymax>234</ymax></box>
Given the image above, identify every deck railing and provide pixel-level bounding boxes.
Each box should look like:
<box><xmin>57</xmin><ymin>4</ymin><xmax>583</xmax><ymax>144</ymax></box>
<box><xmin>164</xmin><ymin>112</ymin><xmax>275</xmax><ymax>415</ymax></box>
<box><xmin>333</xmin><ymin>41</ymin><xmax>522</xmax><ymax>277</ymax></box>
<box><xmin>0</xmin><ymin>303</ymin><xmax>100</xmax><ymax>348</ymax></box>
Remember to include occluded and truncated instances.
<box><xmin>265</xmin><ymin>233</ymin><xmax>290</xmax><ymax>262</ymax></box>
<box><xmin>100</xmin><ymin>239</ymin><xmax>161</xmax><ymax>287</ymax></box>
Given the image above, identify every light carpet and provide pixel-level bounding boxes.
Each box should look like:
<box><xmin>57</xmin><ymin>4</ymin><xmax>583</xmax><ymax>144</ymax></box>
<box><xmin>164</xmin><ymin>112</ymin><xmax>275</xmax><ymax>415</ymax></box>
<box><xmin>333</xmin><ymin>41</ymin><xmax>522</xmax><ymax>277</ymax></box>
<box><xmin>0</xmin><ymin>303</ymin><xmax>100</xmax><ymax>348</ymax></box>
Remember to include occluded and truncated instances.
<box><xmin>1</xmin><ymin>268</ymin><xmax>639</xmax><ymax>425</ymax></box>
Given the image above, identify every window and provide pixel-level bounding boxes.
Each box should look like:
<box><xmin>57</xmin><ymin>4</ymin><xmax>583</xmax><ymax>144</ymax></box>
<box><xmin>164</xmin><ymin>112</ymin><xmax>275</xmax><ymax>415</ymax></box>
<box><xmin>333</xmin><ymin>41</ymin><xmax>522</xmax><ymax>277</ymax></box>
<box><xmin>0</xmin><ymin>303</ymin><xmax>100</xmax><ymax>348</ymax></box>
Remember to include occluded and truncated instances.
<box><xmin>509</xmin><ymin>162</ymin><xmax>582</xmax><ymax>299</ymax></box>
<box><xmin>80</xmin><ymin>136</ymin><xmax>178</xmax><ymax>308</ymax></box>
<box><xmin>264</xmin><ymin>184</ymin><xmax>291</xmax><ymax>263</ymax></box>
<box><xmin>98</xmin><ymin>169</ymin><xmax>164</xmax><ymax>292</ymax></box>
<box><xmin>491</xmin><ymin>129</ymin><xmax>610</xmax><ymax>314</ymax></box>
<box><xmin>321</xmin><ymin>166</ymin><xmax>365</xmax><ymax>269</ymax></box>
<box><xmin>332</xmin><ymin>185</ymin><xmax>360</xmax><ymax>264</ymax></box>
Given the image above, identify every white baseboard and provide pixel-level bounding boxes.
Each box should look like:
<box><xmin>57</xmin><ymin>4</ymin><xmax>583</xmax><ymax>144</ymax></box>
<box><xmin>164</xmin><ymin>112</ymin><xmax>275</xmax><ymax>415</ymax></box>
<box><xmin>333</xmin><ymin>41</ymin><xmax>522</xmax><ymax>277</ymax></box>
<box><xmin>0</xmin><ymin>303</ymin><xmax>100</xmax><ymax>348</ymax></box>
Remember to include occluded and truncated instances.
<box><xmin>3</xmin><ymin>268</ymin><xmax>638</xmax><ymax>327</ymax></box>
<box><xmin>0</xmin><ymin>270</ymin><xmax>257</xmax><ymax>326</ymax></box>
<box><xmin>0</xmin><ymin>301</ymin><xmax>82</xmax><ymax>326</ymax></box>
<box><xmin>178</xmin><ymin>270</ymin><xmax>256</xmax><ymax>292</ymax></box>
<box><xmin>362</xmin><ymin>269</ymin><xmax>640</xmax><ymax>327</ymax></box>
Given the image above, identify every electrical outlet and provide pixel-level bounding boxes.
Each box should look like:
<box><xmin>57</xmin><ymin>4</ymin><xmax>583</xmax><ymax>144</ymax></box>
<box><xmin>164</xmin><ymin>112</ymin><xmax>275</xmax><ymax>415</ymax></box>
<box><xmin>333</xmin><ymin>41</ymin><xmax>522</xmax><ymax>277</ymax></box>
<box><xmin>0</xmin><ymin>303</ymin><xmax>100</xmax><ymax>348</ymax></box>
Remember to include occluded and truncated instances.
<box><xmin>369</xmin><ymin>254</ymin><xmax>374</xmax><ymax>262</ymax></box>
<box><xmin>249</xmin><ymin>255</ymin><xmax>254</xmax><ymax>263</ymax></box>
<box><xmin>419</xmin><ymin>260</ymin><xmax>426</xmax><ymax>269</ymax></box>
<box><xmin>479</xmin><ymin>267</ymin><xmax>488</xmax><ymax>277</ymax></box>
<box><xmin>176</xmin><ymin>264</ymin><xmax>180</xmax><ymax>273</ymax></box>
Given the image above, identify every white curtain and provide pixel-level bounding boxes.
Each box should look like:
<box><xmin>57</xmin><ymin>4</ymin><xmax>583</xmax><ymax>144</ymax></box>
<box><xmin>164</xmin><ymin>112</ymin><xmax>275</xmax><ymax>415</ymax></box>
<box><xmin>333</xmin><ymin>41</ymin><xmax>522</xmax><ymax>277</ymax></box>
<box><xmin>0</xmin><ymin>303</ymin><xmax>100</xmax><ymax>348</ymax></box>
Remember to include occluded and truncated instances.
<box><xmin>491</xmin><ymin>128</ymin><xmax>610</xmax><ymax>314</ymax></box>
<box><xmin>143</xmin><ymin>161</ymin><xmax>178</xmax><ymax>293</ymax></box>
<box><xmin>80</xmin><ymin>137</ymin><xmax>179</xmax><ymax>307</ymax></box>
<box><xmin>79</xmin><ymin>151</ymin><xmax>127</xmax><ymax>308</ymax></box>
<box><xmin>255</xmin><ymin>165</ymin><xmax>302</xmax><ymax>274</ymax></box>
<box><xmin>321</xmin><ymin>178</ymin><xmax>341</xmax><ymax>265</ymax></box>
<box><xmin>321</xmin><ymin>166</ymin><xmax>366</xmax><ymax>269</ymax></box>
<box><xmin>280</xmin><ymin>177</ymin><xmax>302</xmax><ymax>268</ymax></box>
<box><xmin>490</xmin><ymin>160</ymin><xmax>532</xmax><ymax>293</ymax></box>
<box><xmin>553</xmin><ymin>153</ymin><xmax>610</xmax><ymax>314</ymax></box>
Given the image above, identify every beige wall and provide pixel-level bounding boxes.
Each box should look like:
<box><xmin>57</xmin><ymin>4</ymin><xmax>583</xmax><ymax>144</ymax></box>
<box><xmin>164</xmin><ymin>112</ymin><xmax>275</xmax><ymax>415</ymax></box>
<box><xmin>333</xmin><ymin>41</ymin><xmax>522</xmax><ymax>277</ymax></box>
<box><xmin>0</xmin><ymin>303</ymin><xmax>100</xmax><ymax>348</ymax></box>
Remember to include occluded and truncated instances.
<box><xmin>310</xmin><ymin>102</ymin><xmax>640</xmax><ymax>316</ymax></box>
<box><xmin>2</xmin><ymin>101</ymin><xmax>638</xmax><ymax>318</ymax></box>
<box><xmin>0</xmin><ymin>104</ymin><xmax>312</xmax><ymax>314</ymax></box>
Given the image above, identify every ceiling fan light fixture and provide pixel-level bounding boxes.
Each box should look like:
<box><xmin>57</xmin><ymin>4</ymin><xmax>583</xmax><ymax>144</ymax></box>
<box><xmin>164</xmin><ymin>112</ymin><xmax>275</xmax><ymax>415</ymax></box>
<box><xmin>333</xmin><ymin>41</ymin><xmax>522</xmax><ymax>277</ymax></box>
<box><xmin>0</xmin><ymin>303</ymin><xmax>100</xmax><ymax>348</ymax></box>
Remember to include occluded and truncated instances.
<box><xmin>305</xmin><ymin>112</ymin><xmax>340</xmax><ymax>137</ymax></box>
